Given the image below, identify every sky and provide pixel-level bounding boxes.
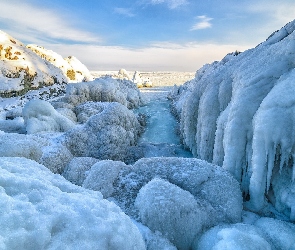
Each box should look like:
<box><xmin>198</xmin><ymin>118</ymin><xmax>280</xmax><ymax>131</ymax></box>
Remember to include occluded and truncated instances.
<box><xmin>0</xmin><ymin>0</ymin><xmax>294</xmax><ymax>71</ymax></box>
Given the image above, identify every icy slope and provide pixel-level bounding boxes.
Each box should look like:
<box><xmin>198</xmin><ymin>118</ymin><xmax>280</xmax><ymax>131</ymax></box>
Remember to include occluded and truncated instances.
<box><xmin>172</xmin><ymin>20</ymin><xmax>295</xmax><ymax>219</ymax></box>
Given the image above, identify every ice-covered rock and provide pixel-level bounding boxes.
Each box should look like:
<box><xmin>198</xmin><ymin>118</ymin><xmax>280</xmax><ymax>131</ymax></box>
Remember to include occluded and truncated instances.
<box><xmin>196</xmin><ymin>223</ymin><xmax>272</xmax><ymax>250</ymax></box>
<box><xmin>112</xmin><ymin>157</ymin><xmax>242</xmax><ymax>224</ymax></box>
<box><xmin>172</xmin><ymin>19</ymin><xmax>295</xmax><ymax>218</ymax></box>
<box><xmin>196</xmin><ymin>217</ymin><xmax>295</xmax><ymax>250</ymax></box>
<box><xmin>74</xmin><ymin>101</ymin><xmax>108</xmax><ymax>123</ymax></box>
<box><xmin>62</xmin><ymin>157</ymin><xmax>99</xmax><ymax>186</ymax></box>
<box><xmin>135</xmin><ymin>178</ymin><xmax>208</xmax><ymax>250</ymax></box>
<box><xmin>64</xmin><ymin>102</ymin><xmax>142</xmax><ymax>162</ymax></box>
<box><xmin>23</xmin><ymin>99</ymin><xmax>75</xmax><ymax>134</ymax></box>
<box><xmin>82</xmin><ymin>160</ymin><xmax>128</xmax><ymax>198</ymax></box>
<box><xmin>0</xmin><ymin>157</ymin><xmax>145</xmax><ymax>250</ymax></box>
<box><xmin>61</xmin><ymin>77</ymin><xmax>142</xmax><ymax>109</ymax></box>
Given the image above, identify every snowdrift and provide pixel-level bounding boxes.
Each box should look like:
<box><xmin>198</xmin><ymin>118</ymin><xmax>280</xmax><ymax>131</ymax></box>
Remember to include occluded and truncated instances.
<box><xmin>0</xmin><ymin>157</ymin><xmax>145</xmax><ymax>250</ymax></box>
<box><xmin>172</xmin><ymin>20</ymin><xmax>295</xmax><ymax>220</ymax></box>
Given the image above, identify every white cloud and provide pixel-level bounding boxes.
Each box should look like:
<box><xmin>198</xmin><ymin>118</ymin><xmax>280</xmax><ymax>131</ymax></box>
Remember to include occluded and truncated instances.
<box><xmin>150</xmin><ymin>0</ymin><xmax>188</xmax><ymax>9</ymax></box>
<box><xmin>0</xmin><ymin>1</ymin><xmax>101</xmax><ymax>44</ymax></box>
<box><xmin>114</xmin><ymin>8</ymin><xmax>135</xmax><ymax>17</ymax></box>
<box><xmin>190</xmin><ymin>15</ymin><xmax>213</xmax><ymax>31</ymax></box>
<box><xmin>46</xmin><ymin>42</ymin><xmax>250</xmax><ymax>72</ymax></box>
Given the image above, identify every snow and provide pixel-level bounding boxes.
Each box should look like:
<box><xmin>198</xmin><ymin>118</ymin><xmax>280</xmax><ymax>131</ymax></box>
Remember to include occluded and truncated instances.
<box><xmin>171</xmin><ymin>19</ymin><xmax>295</xmax><ymax>219</ymax></box>
<box><xmin>23</xmin><ymin>99</ymin><xmax>75</xmax><ymax>134</ymax></box>
<box><xmin>0</xmin><ymin>157</ymin><xmax>145</xmax><ymax>250</ymax></box>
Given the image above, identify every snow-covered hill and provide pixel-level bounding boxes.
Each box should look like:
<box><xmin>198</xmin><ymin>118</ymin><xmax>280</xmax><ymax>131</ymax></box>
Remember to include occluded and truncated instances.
<box><xmin>172</xmin><ymin>20</ymin><xmax>295</xmax><ymax>221</ymax></box>
<box><xmin>0</xmin><ymin>31</ymin><xmax>93</xmax><ymax>98</ymax></box>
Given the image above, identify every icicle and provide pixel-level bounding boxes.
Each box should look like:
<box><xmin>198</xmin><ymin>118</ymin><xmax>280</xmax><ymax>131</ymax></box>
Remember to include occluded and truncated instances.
<box><xmin>266</xmin><ymin>145</ymin><xmax>275</xmax><ymax>192</ymax></box>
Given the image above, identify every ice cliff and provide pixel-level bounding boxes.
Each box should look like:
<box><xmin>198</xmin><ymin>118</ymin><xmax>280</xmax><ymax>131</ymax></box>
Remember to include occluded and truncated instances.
<box><xmin>171</xmin><ymin>20</ymin><xmax>295</xmax><ymax>220</ymax></box>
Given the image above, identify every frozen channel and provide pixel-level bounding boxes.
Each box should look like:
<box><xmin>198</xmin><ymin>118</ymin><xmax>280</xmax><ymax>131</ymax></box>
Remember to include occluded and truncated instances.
<box><xmin>136</xmin><ymin>87</ymin><xmax>192</xmax><ymax>158</ymax></box>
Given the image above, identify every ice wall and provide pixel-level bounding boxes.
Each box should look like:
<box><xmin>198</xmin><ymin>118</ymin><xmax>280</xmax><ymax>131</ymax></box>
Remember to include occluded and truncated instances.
<box><xmin>173</xmin><ymin>20</ymin><xmax>295</xmax><ymax>219</ymax></box>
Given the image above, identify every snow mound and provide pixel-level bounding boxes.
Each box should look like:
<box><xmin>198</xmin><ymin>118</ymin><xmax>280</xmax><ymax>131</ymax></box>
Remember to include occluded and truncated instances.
<box><xmin>0</xmin><ymin>157</ymin><xmax>145</xmax><ymax>250</ymax></box>
<box><xmin>74</xmin><ymin>101</ymin><xmax>108</xmax><ymax>123</ymax></box>
<box><xmin>64</xmin><ymin>102</ymin><xmax>142</xmax><ymax>162</ymax></box>
<box><xmin>0</xmin><ymin>31</ymin><xmax>66</xmax><ymax>97</ymax></box>
<box><xmin>23</xmin><ymin>99</ymin><xmax>75</xmax><ymax>134</ymax></box>
<box><xmin>62</xmin><ymin>157</ymin><xmax>99</xmax><ymax>186</ymax></box>
<box><xmin>135</xmin><ymin>178</ymin><xmax>207</xmax><ymax>250</ymax></box>
<box><xmin>62</xmin><ymin>77</ymin><xmax>142</xmax><ymax>109</ymax></box>
<box><xmin>172</xmin><ymin>19</ymin><xmax>295</xmax><ymax>218</ymax></box>
<box><xmin>83</xmin><ymin>160</ymin><xmax>128</xmax><ymax>198</ymax></box>
<box><xmin>112</xmin><ymin>157</ymin><xmax>242</xmax><ymax>224</ymax></box>
<box><xmin>27</xmin><ymin>44</ymin><xmax>94</xmax><ymax>83</ymax></box>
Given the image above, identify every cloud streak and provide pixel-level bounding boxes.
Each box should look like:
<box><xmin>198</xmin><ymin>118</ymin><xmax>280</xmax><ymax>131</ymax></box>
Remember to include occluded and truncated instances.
<box><xmin>46</xmin><ymin>42</ymin><xmax>250</xmax><ymax>72</ymax></box>
<box><xmin>0</xmin><ymin>1</ymin><xmax>101</xmax><ymax>44</ymax></box>
<box><xmin>114</xmin><ymin>8</ymin><xmax>135</xmax><ymax>17</ymax></box>
<box><xmin>190</xmin><ymin>15</ymin><xmax>213</xmax><ymax>30</ymax></box>
<box><xmin>149</xmin><ymin>0</ymin><xmax>188</xmax><ymax>9</ymax></box>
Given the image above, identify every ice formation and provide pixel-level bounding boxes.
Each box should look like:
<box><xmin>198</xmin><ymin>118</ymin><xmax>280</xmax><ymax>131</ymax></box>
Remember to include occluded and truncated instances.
<box><xmin>172</xmin><ymin>20</ymin><xmax>295</xmax><ymax>219</ymax></box>
<box><xmin>23</xmin><ymin>99</ymin><xmax>75</xmax><ymax>134</ymax></box>
<box><xmin>135</xmin><ymin>178</ymin><xmax>208</xmax><ymax>250</ymax></box>
<box><xmin>64</xmin><ymin>102</ymin><xmax>142</xmax><ymax>161</ymax></box>
<box><xmin>0</xmin><ymin>157</ymin><xmax>145</xmax><ymax>250</ymax></box>
<box><xmin>196</xmin><ymin>217</ymin><xmax>295</xmax><ymax>250</ymax></box>
<box><xmin>111</xmin><ymin>157</ymin><xmax>242</xmax><ymax>223</ymax></box>
<box><xmin>61</xmin><ymin>77</ymin><xmax>142</xmax><ymax>109</ymax></box>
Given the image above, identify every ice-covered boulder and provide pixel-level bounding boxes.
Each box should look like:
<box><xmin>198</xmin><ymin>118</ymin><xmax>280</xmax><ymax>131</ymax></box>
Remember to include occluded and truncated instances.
<box><xmin>112</xmin><ymin>157</ymin><xmax>242</xmax><ymax>224</ymax></box>
<box><xmin>23</xmin><ymin>99</ymin><xmax>75</xmax><ymax>134</ymax></box>
<box><xmin>135</xmin><ymin>178</ymin><xmax>208</xmax><ymax>250</ymax></box>
<box><xmin>62</xmin><ymin>157</ymin><xmax>100</xmax><ymax>186</ymax></box>
<box><xmin>61</xmin><ymin>77</ymin><xmax>142</xmax><ymax>109</ymax></box>
<box><xmin>83</xmin><ymin>160</ymin><xmax>128</xmax><ymax>198</ymax></box>
<box><xmin>196</xmin><ymin>217</ymin><xmax>295</xmax><ymax>250</ymax></box>
<box><xmin>74</xmin><ymin>101</ymin><xmax>108</xmax><ymax>123</ymax></box>
<box><xmin>172</xmin><ymin>19</ymin><xmax>295</xmax><ymax>218</ymax></box>
<box><xmin>0</xmin><ymin>157</ymin><xmax>145</xmax><ymax>250</ymax></box>
<box><xmin>64</xmin><ymin>102</ymin><xmax>142</xmax><ymax>162</ymax></box>
<box><xmin>196</xmin><ymin>223</ymin><xmax>272</xmax><ymax>250</ymax></box>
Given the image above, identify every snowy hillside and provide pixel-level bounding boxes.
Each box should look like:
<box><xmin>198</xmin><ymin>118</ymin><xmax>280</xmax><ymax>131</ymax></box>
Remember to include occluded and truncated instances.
<box><xmin>172</xmin><ymin>20</ymin><xmax>295</xmax><ymax>221</ymax></box>
<box><xmin>0</xmin><ymin>30</ymin><xmax>94</xmax><ymax>98</ymax></box>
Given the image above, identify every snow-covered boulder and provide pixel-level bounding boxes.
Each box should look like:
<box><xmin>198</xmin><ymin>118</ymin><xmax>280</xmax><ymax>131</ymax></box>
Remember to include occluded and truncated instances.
<box><xmin>23</xmin><ymin>99</ymin><xmax>75</xmax><ymax>134</ymax></box>
<box><xmin>172</xmin><ymin>19</ymin><xmax>295</xmax><ymax>218</ymax></box>
<box><xmin>62</xmin><ymin>157</ymin><xmax>99</xmax><ymax>186</ymax></box>
<box><xmin>83</xmin><ymin>160</ymin><xmax>128</xmax><ymax>198</ymax></box>
<box><xmin>0</xmin><ymin>31</ymin><xmax>67</xmax><ymax>97</ymax></box>
<box><xmin>0</xmin><ymin>133</ymin><xmax>47</xmax><ymax>161</ymax></box>
<box><xmin>196</xmin><ymin>217</ymin><xmax>295</xmax><ymax>250</ymax></box>
<box><xmin>74</xmin><ymin>101</ymin><xmax>108</xmax><ymax>123</ymax></box>
<box><xmin>0</xmin><ymin>157</ymin><xmax>145</xmax><ymax>250</ymax></box>
<box><xmin>62</xmin><ymin>77</ymin><xmax>142</xmax><ymax>109</ymax></box>
<box><xmin>135</xmin><ymin>178</ymin><xmax>208</xmax><ymax>250</ymax></box>
<box><xmin>64</xmin><ymin>102</ymin><xmax>142</xmax><ymax>162</ymax></box>
<box><xmin>112</xmin><ymin>157</ymin><xmax>242</xmax><ymax>224</ymax></box>
<box><xmin>27</xmin><ymin>44</ymin><xmax>94</xmax><ymax>83</ymax></box>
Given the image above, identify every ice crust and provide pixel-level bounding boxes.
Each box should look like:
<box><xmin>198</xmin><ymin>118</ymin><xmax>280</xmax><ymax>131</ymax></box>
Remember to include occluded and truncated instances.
<box><xmin>172</xmin><ymin>20</ymin><xmax>295</xmax><ymax>219</ymax></box>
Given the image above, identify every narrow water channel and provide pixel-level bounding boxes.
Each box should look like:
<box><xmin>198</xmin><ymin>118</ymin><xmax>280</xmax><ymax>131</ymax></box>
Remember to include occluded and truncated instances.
<box><xmin>136</xmin><ymin>87</ymin><xmax>192</xmax><ymax>158</ymax></box>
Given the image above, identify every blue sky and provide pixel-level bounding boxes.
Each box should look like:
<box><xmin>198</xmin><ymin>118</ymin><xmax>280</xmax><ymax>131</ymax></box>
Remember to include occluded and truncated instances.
<box><xmin>0</xmin><ymin>0</ymin><xmax>294</xmax><ymax>71</ymax></box>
